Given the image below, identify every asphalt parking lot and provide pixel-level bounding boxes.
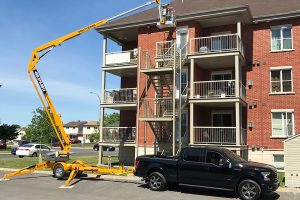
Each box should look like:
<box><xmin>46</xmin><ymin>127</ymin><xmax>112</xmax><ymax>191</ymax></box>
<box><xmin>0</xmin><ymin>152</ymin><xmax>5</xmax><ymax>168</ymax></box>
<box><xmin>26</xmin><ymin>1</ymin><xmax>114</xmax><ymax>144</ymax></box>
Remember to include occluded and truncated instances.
<box><xmin>0</xmin><ymin>171</ymin><xmax>299</xmax><ymax>200</ymax></box>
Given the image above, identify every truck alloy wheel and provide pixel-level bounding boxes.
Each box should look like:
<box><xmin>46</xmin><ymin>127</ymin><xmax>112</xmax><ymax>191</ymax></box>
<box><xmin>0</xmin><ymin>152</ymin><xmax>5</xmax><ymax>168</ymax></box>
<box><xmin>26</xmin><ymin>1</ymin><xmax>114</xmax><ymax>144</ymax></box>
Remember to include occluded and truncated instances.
<box><xmin>238</xmin><ymin>179</ymin><xmax>261</xmax><ymax>200</ymax></box>
<box><xmin>148</xmin><ymin>172</ymin><xmax>166</xmax><ymax>191</ymax></box>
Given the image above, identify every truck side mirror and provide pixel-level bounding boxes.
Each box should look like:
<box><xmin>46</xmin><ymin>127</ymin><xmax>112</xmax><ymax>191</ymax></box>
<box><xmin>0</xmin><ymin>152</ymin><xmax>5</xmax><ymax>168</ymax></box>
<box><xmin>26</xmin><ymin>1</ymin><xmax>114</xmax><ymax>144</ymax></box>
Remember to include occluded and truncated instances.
<box><xmin>218</xmin><ymin>159</ymin><xmax>226</xmax><ymax>167</ymax></box>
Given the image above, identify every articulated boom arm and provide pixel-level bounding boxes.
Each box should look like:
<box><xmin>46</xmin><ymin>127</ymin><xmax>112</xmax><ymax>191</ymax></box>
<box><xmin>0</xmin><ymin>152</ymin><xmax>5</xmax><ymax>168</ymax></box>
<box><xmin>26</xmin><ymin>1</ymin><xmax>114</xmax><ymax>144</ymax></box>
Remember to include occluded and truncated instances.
<box><xmin>28</xmin><ymin>0</ymin><xmax>161</xmax><ymax>156</ymax></box>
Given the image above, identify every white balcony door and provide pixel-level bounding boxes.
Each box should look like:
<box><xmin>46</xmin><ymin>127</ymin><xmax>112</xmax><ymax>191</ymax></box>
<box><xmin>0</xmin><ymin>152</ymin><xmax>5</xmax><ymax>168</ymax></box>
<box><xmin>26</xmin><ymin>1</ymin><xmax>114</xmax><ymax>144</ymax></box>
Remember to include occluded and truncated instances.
<box><xmin>211</xmin><ymin>71</ymin><xmax>232</xmax><ymax>81</ymax></box>
<box><xmin>176</xmin><ymin>26</ymin><xmax>188</xmax><ymax>55</ymax></box>
<box><xmin>212</xmin><ymin>111</ymin><xmax>233</xmax><ymax>127</ymax></box>
<box><xmin>211</xmin><ymin>31</ymin><xmax>231</xmax><ymax>52</ymax></box>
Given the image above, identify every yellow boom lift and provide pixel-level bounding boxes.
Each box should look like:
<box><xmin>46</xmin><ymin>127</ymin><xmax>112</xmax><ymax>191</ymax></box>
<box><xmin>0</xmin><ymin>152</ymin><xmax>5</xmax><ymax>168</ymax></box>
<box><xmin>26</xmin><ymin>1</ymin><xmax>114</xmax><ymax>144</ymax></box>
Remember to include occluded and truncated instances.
<box><xmin>2</xmin><ymin>0</ymin><xmax>176</xmax><ymax>186</ymax></box>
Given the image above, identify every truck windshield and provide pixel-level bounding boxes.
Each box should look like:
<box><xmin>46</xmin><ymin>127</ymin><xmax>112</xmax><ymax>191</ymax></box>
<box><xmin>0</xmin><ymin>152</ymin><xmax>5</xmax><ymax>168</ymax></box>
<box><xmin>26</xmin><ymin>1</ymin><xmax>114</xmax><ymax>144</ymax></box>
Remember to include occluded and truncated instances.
<box><xmin>224</xmin><ymin>149</ymin><xmax>246</xmax><ymax>163</ymax></box>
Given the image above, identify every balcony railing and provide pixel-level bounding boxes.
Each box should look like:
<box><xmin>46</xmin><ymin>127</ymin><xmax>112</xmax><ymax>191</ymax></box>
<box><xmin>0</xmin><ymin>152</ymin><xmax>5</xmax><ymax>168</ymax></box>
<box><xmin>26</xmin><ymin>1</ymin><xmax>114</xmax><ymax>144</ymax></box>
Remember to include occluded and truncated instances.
<box><xmin>193</xmin><ymin>80</ymin><xmax>246</xmax><ymax>99</ymax></box>
<box><xmin>102</xmin><ymin>127</ymin><xmax>136</xmax><ymax>143</ymax></box>
<box><xmin>139</xmin><ymin>98</ymin><xmax>174</xmax><ymax>118</ymax></box>
<box><xmin>103</xmin><ymin>88</ymin><xmax>137</xmax><ymax>104</ymax></box>
<box><xmin>105</xmin><ymin>49</ymin><xmax>138</xmax><ymax>67</ymax></box>
<box><xmin>194</xmin><ymin>127</ymin><xmax>236</xmax><ymax>145</ymax></box>
<box><xmin>241</xmin><ymin>128</ymin><xmax>247</xmax><ymax>145</ymax></box>
<box><xmin>190</xmin><ymin>34</ymin><xmax>244</xmax><ymax>57</ymax></box>
<box><xmin>156</xmin><ymin>41</ymin><xmax>175</xmax><ymax>59</ymax></box>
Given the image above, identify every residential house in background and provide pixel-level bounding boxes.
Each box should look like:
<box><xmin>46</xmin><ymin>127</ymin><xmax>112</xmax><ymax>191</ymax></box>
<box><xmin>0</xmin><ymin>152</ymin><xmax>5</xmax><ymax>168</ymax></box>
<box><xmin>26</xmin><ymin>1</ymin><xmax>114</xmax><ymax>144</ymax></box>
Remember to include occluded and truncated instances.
<box><xmin>82</xmin><ymin>121</ymin><xmax>99</xmax><ymax>143</ymax></box>
<box><xmin>63</xmin><ymin>121</ymin><xmax>87</xmax><ymax>142</ymax></box>
<box><xmin>96</xmin><ymin>0</ymin><xmax>300</xmax><ymax>167</ymax></box>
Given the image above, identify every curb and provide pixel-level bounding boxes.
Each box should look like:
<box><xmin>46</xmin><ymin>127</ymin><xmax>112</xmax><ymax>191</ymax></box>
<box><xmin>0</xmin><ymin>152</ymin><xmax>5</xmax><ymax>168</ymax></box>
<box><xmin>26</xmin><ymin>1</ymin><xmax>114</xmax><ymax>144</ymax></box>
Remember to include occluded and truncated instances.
<box><xmin>0</xmin><ymin>168</ymin><xmax>141</xmax><ymax>183</ymax></box>
<box><xmin>277</xmin><ymin>187</ymin><xmax>300</xmax><ymax>193</ymax></box>
<box><xmin>0</xmin><ymin>152</ymin><xmax>11</xmax><ymax>155</ymax></box>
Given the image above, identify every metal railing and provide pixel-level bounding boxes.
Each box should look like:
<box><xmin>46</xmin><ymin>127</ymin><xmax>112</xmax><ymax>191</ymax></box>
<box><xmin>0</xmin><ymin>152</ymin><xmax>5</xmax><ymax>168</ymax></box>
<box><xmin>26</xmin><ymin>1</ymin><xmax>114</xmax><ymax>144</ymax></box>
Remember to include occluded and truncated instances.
<box><xmin>240</xmin><ymin>82</ymin><xmax>246</xmax><ymax>101</ymax></box>
<box><xmin>102</xmin><ymin>127</ymin><xmax>136</xmax><ymax>142</ymax></box>
<box><xmin>105</xmin><ymin>49</ymin><xmax>138</xmax><ymax>66</ymax></box>
<box><xmin>140</xmin><ymin>50</ymin><xmax>157</xmax><ymax>69</ymax></box>
<box><xmin>103</xmin><ymin>88</ymin><xmax>137</xmax><ymax>104</ymax></box>
<box><xmin>241</xmin><ymin>128</ymin><xmax>247</xmax><ymax>145</ymax></box>
<box><xmin>139</xmin><ymin>98</ymin><xmax>174</xmax><ymax>118</ymax></box>
<box><xmin>190</xmin><ymin>34</ymin><xmax>244</xmax><ymax>56</ymax></box>
<box><xmin>194</xmin><ymin>80</ymin><xmax>236</xmax><ymax>98</ymax></box>
<box><xmin>194</xmin><ymin>127</ymin><xmax>236</xmax><ymax>144</ymax></box>
<box><xmin>156</xmin><ymin>41</ymin><xmax>175</xmax><ymax>59</ymax></box>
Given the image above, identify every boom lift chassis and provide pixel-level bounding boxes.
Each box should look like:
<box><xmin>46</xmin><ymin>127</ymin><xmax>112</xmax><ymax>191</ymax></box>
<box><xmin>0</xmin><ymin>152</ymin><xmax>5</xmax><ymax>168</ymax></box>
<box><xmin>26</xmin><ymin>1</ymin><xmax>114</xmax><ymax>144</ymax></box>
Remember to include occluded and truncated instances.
<box><xmin>1</xmin><ymin>0</ymin><xmax>176</xmax><ymax>187</ymax></box>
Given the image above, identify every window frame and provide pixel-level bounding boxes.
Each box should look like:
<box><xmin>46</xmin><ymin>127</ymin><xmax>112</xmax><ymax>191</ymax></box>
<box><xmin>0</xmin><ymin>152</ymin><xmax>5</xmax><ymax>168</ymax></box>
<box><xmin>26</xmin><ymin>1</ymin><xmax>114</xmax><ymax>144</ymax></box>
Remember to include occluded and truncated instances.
<box><xmin>182</xmin><ymin>148</ymin><xmax>206</xmax><ymax>163</ymax></box>
<box><xmin>270</xmin><ymin>25</ymin><xmax>293</xmax><ymax>52</ymax></box>
<box><xmin>273</xmin><ymin>154</ymin><xmax>284</xmax><ymax>170</ymax></box>
<box><xmin>270</xmin><ymin>67</ymin><xmax>293</xmax><ymax>94</ymax></box>
<box><xmin>271</xmin><ymin>109</ymin><xmax>295</xmax><ymax>138</ymax></box>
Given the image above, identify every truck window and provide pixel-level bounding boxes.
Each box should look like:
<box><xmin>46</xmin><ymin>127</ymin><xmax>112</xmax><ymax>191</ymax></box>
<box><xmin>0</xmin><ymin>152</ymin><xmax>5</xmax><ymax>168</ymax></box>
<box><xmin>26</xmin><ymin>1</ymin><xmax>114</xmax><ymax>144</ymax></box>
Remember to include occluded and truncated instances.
<box><xmin>206</xmin><ymin>151</ymin><xmax>223</xmax><ymax>165</ymax></box>
<box><xmin>183</xmin><ymin>149</ymin><xmax>205</xmax><ymax>163</ymax></box>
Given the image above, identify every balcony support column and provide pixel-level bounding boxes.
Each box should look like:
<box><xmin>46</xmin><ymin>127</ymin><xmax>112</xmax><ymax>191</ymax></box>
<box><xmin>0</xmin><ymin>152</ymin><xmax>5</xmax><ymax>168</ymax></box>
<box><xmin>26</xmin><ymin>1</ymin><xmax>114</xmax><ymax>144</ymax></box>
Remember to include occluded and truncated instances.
<box><xmin>190</xmin><ymin>103</ymin><xmax>194</xmax><ymax>145</ymax></box>
<box><xmin>190</xmin><ymin>58</ymin><xmax>195</xmax><ymax>99</ymax></box>
<box><xmin>235</xmin><ymin>102</ymin><xmax>241</xmax><ymax>147</ymax></box>
<box><xmin>98</xmin><ymin>33</ymin><xmax>107</xmax><ymax>165</ymax></box>
<box><xmin>237</xmin><ymin>15</ymin><xmax>242</xmax><ymax>39</ymax></box>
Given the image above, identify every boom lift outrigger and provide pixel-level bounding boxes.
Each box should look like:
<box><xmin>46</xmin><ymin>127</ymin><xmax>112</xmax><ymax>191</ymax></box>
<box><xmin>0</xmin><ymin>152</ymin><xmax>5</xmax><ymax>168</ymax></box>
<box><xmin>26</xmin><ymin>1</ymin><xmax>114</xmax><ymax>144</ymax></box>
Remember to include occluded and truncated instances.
<box><xmin>2</xmin><ymin>0</ymin><xmax>176</xmax><ymax>186</ymax></box>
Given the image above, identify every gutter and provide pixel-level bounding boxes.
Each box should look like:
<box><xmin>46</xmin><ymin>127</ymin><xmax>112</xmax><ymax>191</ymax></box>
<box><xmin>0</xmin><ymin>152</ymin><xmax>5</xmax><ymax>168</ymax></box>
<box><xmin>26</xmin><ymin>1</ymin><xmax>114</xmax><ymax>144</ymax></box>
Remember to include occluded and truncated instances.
<box><xmin>96</xmin><ymin>5</ymin><xmax>252</xmax><ymax>33</ymax></box>
<box><xmin>253</xmin><ymin>10</ymin><xmax>300</xmax><ymax>23</ymax></box>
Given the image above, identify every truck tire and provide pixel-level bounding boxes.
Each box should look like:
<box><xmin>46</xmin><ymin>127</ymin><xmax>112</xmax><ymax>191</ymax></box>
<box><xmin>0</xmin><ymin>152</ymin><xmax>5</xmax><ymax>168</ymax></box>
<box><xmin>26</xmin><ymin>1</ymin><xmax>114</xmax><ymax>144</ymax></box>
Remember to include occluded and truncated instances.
<box><xmin>53</xmin><ymin>164</ymin><xmax>66</xmax><ymax>179</ymax></box>
<box><xmin>148</xmin><ymin>172</ymin><xmax>166</xmax><ymax>191</ymax></box>
<box><xmin>238</xmin><ymin>179</ymin><xmax>261</xmax><ymax>200</ymax></box>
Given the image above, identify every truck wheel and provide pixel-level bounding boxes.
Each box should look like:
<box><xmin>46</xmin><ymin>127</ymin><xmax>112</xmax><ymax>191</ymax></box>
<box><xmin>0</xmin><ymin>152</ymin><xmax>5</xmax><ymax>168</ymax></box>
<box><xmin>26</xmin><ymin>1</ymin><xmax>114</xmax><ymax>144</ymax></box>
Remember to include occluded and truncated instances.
<box><xmin>148</xmin><ymin>172</ymin><xmax>166</xmax><ymax>191</ymax></box>
<box><xmin>32</xmin><ymin>152</ymin><xmax>37</xmax><ymax>157</ymax></box>
<box><xmin>53</xmin><ymin>164</ymin><xmax>66</xmax><ymax>179</ymax></box>
<box><xmin>238</xmin><ymin>179</ymin><xmax>261</xmax><ymax>200</ymax></box>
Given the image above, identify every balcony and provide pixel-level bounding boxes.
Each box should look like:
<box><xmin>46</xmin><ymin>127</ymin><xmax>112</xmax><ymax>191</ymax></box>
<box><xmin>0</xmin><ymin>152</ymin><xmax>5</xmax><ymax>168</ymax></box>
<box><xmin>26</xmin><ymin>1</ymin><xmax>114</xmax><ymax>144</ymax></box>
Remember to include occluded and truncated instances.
<box><xmin>103</xmin><ymin>50</ymin><xmax>138</xmax><ymax>77</ymax></box>
<box><xmin>190</xmin><ymin>34</ymin><xmax>244</xmax><ymax>57</ymax></box>
<box><xmin>140</xmin><ymin>41</ymin><xmax>175</xmax><ymax>74</ymax></box>
<box><xmin>139</xmin><ymin>98</ymin><xmax>175</xmax><ymax>121</ymax></box>
<box><xmin>193</xmin><ymin>127</ymin><xmax>247</xmax><ymax>145</ymax></box>
<box><xmin>102</xmin><ymin>127</ymin><xmax>136</xmax><ymax>143</ymax></box>
<box><xmin>102</xmin><ymin>88</ymin><xmax>137</xmax><ymax>109</ymax></box>
<box><xmin>192</xmin><ymin>80</ymin><xmax>246</xmax><ymax>101</ymax></box>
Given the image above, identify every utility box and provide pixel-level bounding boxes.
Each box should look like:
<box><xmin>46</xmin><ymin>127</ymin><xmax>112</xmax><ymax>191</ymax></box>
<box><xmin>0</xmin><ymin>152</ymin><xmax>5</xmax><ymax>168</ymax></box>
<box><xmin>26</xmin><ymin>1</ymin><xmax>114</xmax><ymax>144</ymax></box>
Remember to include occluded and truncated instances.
<box><xmin>284</xmin><ymin>134</ymin><xmax>300</xmax><ymax>188</ymax></box>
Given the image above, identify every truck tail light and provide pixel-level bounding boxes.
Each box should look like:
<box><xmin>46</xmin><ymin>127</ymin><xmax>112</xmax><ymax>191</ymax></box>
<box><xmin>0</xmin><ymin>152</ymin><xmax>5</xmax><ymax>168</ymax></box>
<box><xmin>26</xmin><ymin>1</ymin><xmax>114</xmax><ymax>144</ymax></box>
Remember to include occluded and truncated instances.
<box><xmin>134</xmin><ymin>160</ymin><xmax>140</xmax><ymax>169</ymax></box>
<box><xmin>25</xmin><ymin>149</ymin><xmax>29</xmax><ymax>151</ymax></box>
<box><xmin>16</xmin><ymin>148</ymin><xmax>19</xmax><ymax>151</ymax></box>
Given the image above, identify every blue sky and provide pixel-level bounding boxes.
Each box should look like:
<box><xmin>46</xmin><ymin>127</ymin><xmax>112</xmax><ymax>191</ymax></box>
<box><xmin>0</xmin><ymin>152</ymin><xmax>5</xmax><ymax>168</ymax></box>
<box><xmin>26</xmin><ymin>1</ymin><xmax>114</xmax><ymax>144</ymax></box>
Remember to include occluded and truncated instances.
<box><xmin>0</xmin><ymin>0</ymin><xmax>160</xmax><ymax>127</ymax></box>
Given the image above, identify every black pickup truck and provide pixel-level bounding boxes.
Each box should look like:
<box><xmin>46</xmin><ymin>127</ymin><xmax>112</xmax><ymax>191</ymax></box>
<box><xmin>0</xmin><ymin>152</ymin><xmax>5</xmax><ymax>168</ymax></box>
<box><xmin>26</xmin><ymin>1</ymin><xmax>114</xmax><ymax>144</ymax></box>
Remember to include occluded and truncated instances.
<box><xmin>134</xmin><ymin>147</ymin><xmax>279</xmax><ymax>200</ymax></box>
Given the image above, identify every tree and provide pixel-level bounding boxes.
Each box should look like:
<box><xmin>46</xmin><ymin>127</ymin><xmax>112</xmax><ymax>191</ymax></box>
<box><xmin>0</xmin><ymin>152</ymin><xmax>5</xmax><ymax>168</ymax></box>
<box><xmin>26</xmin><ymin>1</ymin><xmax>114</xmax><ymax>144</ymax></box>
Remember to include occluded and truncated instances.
<box><xmin>0</xmin><ymin>124</ymin><xmax>20</xmax><ymax>140</ymax></box>
<box><xmin>103</xmin><ymin>113</ymin><xmax>120</xmax><ymax>126</ymax></box>
<box><xmin>23</xmin><ymin>107</ymin><xmax>56</xmax><ymax>144</ymax></box>
<box><xmin>89</xmin><ymin>113</ymin><xmax>120</xmax><ymax>142</ymax></box>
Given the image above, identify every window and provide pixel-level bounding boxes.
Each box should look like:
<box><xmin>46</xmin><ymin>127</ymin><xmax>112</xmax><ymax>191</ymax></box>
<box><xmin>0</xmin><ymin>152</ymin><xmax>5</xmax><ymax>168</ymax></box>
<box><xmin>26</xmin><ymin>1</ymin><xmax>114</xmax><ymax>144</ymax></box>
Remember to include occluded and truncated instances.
<box><xmin>271</xmin><ymin>25</ymin><xmax>292</xmax><ymax>51</ymax></box>
<box><xmin>183</xmin><ymin>149</ymin><xmax>206</xmax><ymax>163</ymax></box>
<box><xmin>66</xmin><ymin>127</ymin><xmax>69</xmax><ymax>129</ymax></box>
<box><xmin>270</xmin><ymin>69</ymin><xmax>293</xmax><ymax>93</ymax></box>
<box><xmin>272</xmin><ymin>111</ymin><xmax>294</xmax><ymax>137</ymax></box>
<box><xmin>273</xmin><ymin>155</ymin><xmax>284</xmax><ymax>170</ymax></box>
<box><xmin>87</xmin><ymin>127</ymin><xmax>90</xmax><ymax>130</ymax></box>
<box><xmin>206</xmin><ymin>151</ymin><xmax>223</xmax><ymax>165</ymax></box>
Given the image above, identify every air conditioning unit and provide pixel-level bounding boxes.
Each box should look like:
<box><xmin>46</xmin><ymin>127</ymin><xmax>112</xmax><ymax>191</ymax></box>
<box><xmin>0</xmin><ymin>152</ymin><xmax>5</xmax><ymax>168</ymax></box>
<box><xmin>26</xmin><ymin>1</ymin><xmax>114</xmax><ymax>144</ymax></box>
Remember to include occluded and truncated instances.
<box><xmin>248</xmin><ymin>80</ymin><xmax>253</xmax><ymax>87</ymax></box>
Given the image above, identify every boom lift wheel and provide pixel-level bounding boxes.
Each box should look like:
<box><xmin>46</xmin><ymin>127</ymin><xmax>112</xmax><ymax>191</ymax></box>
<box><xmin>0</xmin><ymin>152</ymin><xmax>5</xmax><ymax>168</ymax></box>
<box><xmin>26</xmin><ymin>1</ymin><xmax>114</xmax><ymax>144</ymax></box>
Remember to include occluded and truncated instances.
<box><xmin>53</xmin><ymin>164</ymin><xmax>66</xmax><ymax>179</ymax></box>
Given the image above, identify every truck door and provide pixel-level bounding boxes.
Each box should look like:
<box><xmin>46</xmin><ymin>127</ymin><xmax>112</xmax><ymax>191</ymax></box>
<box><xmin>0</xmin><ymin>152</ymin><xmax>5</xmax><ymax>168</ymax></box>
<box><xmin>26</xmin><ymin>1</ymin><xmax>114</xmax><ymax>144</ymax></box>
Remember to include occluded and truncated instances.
<box><xmin>178</xmin><ymin>148</ymin><xmax>209</xmax><ymax>186</ymax></box>
<box><xmin>205</xmin><ymin>151</ymin><xmax>235</xmax><ymax>190</ymax></box>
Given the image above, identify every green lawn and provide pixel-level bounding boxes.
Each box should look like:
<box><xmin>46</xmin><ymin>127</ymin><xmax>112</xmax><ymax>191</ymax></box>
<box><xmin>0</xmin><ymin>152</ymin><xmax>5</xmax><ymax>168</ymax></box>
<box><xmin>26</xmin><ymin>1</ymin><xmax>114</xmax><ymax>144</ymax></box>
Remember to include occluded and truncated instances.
<box><xmin>0</xmin><ymin>147</ymin><xmax>12</xmax><ymax>152</ymax></box>
<box><xmin>0</xmin><ymin>156</ymin><xmax>119</xmax><ymax>169</ymax></box>
<box><xmin>278</xmin><ymin>172</ymin><xmax>285</xmax><ymax>187</ymax></box>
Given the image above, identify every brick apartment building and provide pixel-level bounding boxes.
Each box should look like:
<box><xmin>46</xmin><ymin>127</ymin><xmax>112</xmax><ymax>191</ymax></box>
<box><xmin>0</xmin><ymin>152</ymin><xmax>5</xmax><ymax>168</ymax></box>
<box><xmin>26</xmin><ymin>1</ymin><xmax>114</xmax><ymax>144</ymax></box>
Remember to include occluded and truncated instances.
<box><xmin>96</xmin><ymin>0</ymin><xmax>300</xmax><ymax>168</ymax></box>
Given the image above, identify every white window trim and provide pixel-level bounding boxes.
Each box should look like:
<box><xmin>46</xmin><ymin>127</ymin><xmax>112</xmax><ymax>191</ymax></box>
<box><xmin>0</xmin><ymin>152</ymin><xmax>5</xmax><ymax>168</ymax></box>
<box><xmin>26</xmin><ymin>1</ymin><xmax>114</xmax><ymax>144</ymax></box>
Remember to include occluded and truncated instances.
<box><xmin>270</xmin><ymin>67</ymin><xmax>293</xmax><ymax>94</ymax></box>
<box><xmin>270</xmin><ymin>24</ymin><xmax>293</xmax><ymax>52</ymax></box>
<box><xmin>271</xmin><ymin>110</ymin><xmax>295</xmax><ymax>138</ymax></box>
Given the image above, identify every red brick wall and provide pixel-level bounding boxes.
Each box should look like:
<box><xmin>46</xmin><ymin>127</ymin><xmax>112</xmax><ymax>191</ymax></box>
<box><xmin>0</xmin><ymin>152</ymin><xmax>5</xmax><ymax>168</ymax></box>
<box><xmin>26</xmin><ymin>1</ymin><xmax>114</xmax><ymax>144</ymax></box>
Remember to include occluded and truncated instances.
<box><xmin>245</xmin><ymin>18</ymin><xmax>300</xmax><ymax>150</ymax></box>
<box><xmin>120</xmin><ymin>110</ymin><xmax>136</xmax><ymax>127</ymax></box>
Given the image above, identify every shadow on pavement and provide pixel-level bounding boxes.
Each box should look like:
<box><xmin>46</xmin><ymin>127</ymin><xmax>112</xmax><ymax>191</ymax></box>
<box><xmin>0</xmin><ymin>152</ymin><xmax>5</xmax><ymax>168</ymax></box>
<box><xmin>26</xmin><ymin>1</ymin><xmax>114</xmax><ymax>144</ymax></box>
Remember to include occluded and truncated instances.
<box><xmin>139</xmin><ymin>183</ymin><xmax>281</xmax><ymax>200</ymax></box>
